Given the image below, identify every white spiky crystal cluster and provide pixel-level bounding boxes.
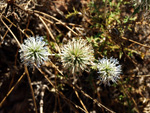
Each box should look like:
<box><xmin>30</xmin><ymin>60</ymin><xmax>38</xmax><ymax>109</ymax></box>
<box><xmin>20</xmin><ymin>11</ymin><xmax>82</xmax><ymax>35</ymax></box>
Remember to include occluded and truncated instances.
<box><xmin>60</xmin><ymin>38</ymin><xmax>95</xmax><ymax>75</ymax></box>
<box><xmin>19</xmin><ymin>36</ymin><xmax>50</xmax><ymax>67</ymax></box>
<box><xmin>96</xmin><ymin>57</ymin><xmax>122</xmax><ymax>85</ymax></box>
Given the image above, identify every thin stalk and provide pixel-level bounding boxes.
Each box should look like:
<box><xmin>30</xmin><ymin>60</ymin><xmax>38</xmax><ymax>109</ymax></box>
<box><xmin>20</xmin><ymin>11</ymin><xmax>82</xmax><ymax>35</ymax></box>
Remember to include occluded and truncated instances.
<box><xmin>24</xmin><ymin>65</ymin><xmax>38</xmax><ymax>113</ymax></box>
<box><xmin>0</xmin><ymin>72</ymin><xmax>26</xmax><ymax>107</ymax></box>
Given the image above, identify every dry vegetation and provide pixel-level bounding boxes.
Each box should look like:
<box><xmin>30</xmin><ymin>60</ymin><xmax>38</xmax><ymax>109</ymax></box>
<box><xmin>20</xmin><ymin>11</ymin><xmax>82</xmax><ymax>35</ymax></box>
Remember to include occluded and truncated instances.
<box><xmin>0</xmin><ymin>0</ymin><xmax>150</xmax><ymax>113</ymax></box>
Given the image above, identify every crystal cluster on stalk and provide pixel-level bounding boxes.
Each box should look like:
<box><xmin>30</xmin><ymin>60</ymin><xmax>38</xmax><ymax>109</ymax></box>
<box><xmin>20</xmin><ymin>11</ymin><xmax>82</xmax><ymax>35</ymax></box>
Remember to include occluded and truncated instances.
<box><xmin>96</xmin><ymin>57</ymin><xmax>122</xmax><ymax>86</ymax></box>
<box><xmin>19</xmin><ymin>36</ymin><xmax>50</xmax><ymax>67</ymax></box>
<box><xmin>60</xmin><ymin>38</ymin><xmax>95</xmax><ymax>75</ymax></box>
